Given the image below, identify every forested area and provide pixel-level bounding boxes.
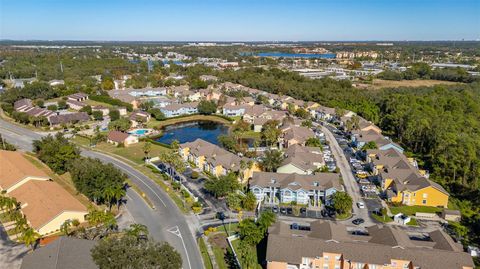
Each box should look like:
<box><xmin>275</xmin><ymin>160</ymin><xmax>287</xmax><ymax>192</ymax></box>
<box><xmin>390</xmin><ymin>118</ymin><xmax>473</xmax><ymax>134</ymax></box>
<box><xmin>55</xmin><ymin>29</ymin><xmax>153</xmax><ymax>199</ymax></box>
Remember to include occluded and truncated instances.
<box><xmin>220</xmin><ymin>67</ymin><xmax>480</xmax><ymax>245</ymax></box>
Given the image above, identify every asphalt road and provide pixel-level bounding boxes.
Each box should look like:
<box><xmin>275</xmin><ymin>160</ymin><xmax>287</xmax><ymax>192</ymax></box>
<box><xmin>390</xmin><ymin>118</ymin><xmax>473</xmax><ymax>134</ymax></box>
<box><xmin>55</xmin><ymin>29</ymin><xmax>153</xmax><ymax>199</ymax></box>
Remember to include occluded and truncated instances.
<box><xmin>321</xmin><ymin>125</ymin><xmax>375</xmax><ymax>227</ymax></box>
<box><xmin>0</xmin><ymin>118</ymin><xmax>204</xmax><ymax>269</ymax></box>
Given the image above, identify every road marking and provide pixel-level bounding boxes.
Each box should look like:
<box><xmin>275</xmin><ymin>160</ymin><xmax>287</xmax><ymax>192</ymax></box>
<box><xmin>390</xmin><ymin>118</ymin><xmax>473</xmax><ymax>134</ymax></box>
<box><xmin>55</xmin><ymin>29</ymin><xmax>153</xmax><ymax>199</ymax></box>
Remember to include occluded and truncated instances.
<box><xmin>167</xmin><ymin>226</ymin><xmax>192</xmax><ymax>269</ymax></box>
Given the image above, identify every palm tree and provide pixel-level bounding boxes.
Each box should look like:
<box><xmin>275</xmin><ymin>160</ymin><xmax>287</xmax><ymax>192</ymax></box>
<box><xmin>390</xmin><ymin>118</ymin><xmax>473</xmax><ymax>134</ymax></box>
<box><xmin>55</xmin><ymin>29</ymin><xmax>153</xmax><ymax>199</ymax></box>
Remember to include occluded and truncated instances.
<box><xmin>112</xmin><ymin>186</ymin><xmax>126</xmax><ymax>210</ymax></box>
<box><xmin>21</xmin><ymin>227</ymin><xmax>40</xmax><ymax>251</ymax></box>
<box><xmin>126</xmin><ymin>223</ymin><xmax>149</xmax><ymax>238</ymax></box>
<box><xmin>260</xmin><ymin>150</ymin><xmax>284</xmax><ymax>172</ymax></box>
<box><xmin>103</xmin><ymin>186</ymin><xmax>116</xmax><ymax>210</ymax></box>
<box><xmin>143</xmin><ymin>142</ymin><xmax>152</xmax><ymax>161</ymax></box>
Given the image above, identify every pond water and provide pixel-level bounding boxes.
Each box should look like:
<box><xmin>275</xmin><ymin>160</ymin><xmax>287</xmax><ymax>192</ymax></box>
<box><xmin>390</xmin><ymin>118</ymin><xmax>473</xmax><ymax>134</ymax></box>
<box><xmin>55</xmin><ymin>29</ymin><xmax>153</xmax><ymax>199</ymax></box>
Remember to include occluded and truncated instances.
<box><xmin>155</xmin><ymin>121</ymin><xmax>229</xmax><ymax>145</ymax></box>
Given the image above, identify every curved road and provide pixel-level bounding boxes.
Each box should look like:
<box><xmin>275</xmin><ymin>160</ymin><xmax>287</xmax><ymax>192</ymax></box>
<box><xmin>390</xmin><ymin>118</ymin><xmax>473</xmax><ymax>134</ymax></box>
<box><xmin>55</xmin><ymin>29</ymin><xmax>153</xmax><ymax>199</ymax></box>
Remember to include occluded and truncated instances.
<box><xmin>0</xmin><ymin>118</ymin><xmax>203</xmax><ymax>269</ymax></box>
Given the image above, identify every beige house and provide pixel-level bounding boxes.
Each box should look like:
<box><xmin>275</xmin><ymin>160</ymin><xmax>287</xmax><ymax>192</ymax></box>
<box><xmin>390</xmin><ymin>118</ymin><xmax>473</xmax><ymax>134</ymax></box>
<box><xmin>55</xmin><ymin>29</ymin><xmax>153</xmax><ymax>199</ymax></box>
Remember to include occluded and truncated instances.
<box><xmin>107</xmin><ymin>131</ymin><xmax>139</xmax><ymax>147</ymax></box>
<box><xmin>0</xmin><ymin>150</ymin><xmax>88</xmax><ymax>236</ymax></box>
<box><xmin>0</xmin><ymin>150</ymin><xmax>50</xmax><ymax>193</ymax></box>
<box><xmin>277</xmin><ymin>145</ymin><xmax>324</xmax><ymax>175</ymax></box>
<box><xmin>280</xmin><ymin>124</ymin><xmax>315</xmax><ymax>148</ymax></box>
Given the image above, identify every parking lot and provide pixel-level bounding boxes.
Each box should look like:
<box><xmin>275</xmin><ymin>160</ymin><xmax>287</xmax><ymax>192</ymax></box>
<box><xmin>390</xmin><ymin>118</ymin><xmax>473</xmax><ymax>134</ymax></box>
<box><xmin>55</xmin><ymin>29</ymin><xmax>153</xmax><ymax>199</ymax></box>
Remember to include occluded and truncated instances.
<box><xmin>260</xmin><ymin>204</ymin><xmax>335</xmax><ymax>220</ymax></box>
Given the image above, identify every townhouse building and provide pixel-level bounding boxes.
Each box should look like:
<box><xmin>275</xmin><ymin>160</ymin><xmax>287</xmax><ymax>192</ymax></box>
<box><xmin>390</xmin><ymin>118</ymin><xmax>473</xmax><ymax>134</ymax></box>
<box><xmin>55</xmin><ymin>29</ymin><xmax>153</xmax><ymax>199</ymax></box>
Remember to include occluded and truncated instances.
<box><xmin>179</xmin><ymin>138</ymin><xmax>260</xmax><ymax>183</ymax></box>
<box><xmin>249</xmin><ymin>172</ymin><xmax>342</xmax><ymax>206</ymax></box>
<box><xmin>366</xmin><ymin>148</ymin><xmax>449</xmax><ymax>207</ymax></box>
<box><xmin>280</xmin><ymin>123</ymin><xmax>316</xmax><ymax>148</ymax></box>
<box><xmin>160</xmin><ymin>102</ymin><xmax>199</xmax><ymax>118</ymax></box>
<box><xmin>277</xmin><ymin>145</ymin><xmax>325</xmax><ymax>175</ymax></box>
<box><xmin>266</xmin><ymin>220</ymin><xmax>474</xmax><ymax>269</ymax></box>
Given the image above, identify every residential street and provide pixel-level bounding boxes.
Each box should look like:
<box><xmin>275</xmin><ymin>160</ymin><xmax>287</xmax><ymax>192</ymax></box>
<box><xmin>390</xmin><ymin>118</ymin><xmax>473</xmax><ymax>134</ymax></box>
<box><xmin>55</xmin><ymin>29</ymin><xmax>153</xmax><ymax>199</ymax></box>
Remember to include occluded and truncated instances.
<box><xmin>0</xmin><ymin>118</ymin><xmax>204</xmax><ymax>269</ymax></box>
<box><xmin>320</xmin><ymin>125</ymin><xmax>375</xmax><ymax>227</ymax></box>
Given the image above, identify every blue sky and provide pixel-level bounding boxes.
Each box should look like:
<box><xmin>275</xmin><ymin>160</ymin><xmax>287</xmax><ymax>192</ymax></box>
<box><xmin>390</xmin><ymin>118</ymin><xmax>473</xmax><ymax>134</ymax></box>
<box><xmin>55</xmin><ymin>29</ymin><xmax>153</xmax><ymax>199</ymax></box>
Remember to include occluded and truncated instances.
<box><xmin>1</xmin><ymin>0</ymin><xmax>479</xmax><ymax>41</ymax></box>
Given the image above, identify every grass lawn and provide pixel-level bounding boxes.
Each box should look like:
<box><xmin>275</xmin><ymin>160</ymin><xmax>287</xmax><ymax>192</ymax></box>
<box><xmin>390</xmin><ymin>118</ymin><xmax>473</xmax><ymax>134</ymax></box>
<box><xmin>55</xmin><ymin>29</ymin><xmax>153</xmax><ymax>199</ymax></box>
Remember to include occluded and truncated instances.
<box><xmin>146</xmin><ymin>114</ymin><xmax>232</xmax><ymax>129</ymax></box>
<box><xmin>335</xmin><ymin>212</ymin><xmax>352</xmax><ymax>220</ymax></box>
<box><xmin>390</xmin><ymin>205</ymin><xmax>443</xmax><ymax>216</ymax></box>
<box><xmin>198</xmin><ymin>237</ymin><xmax>214</xmax><ymax>269</ymax></box>
<box><xmin>73</xmin><ymin>136</ymin><xmax>171</xmax><ymax>165</ymax></box>
<box><xmin>371</xmin><ymin>212</ymin><xmax>393</xmax><ymax>223</ymax></box>
<box><xmin>407</xmin><ymin>218</ymin><xmax>418</xmax><ymax>226</ymax></box>
<box><xmin>85</xmin><ymin>99</ymin><xmax>115</xmax><ymax>108</ymax></box>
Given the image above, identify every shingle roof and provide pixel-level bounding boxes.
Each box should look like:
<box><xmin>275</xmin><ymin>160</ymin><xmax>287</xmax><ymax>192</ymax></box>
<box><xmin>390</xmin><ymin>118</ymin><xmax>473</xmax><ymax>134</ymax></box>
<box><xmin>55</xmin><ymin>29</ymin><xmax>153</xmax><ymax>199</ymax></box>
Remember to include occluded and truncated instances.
<box><xmin>9</xmin><ymin>180</ymin><xmax>87</xmax><ymax>230</ymax></box>
<box><xmin>250</xmin><ymin>172</ymin><xmax>341</xmax><ymax>191</ymax></box>
<box><xmin>280</xmin><ymin>144</ymin><xmax>324</xmax><ymax>172</ymax></box>
<box><xmin>107</xmin><ymin>131</ymin><xmax>130</xmax><ymax>143</ymax></box>
<box><xmin>266</xmin><ymin>220</ymin><xmax>474</xmax><ymax>269</ymax></box>
<box><xmin>20</xmin><ymin>237</ymin><xmax>96</xmax><ymax>269</ymax></box>
<box><xmin>0</xmin><ymin>150</ymin><xmax>50</xmax><ymax>191</ymax></box>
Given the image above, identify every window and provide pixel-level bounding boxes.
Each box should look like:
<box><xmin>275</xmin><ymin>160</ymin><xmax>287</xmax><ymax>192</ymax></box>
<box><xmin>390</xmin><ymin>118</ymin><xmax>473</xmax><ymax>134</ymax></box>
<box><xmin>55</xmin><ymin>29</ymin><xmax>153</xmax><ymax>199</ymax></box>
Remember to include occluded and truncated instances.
<box><xmin>324</xmin><ymin>256</ymin><xmax>329</xmax><ymax>262</ymax></box>
<box><xmin>334</xmin><ymin>265</ymin><xmax>340</xmax><ymax>269</ymax></box>
<box><xmin>323</xmin><ymin>265</ymin><xmax>328</xmax><ymax>269</ymax></box>
<box><xmin>423</xmin><ymin>193</ymin><xmax>428</xmax><ymax>198</ymax></box>
<box><xmin>422</xmin><ymin>199</ymin><xmax>427</xmax><ymax>205</ymax></box>
<box><xmin>335</xmin><ymin>256</ymin><xmax>341</xmax><ymax>261</ymax></box>
<box><xmin>370</xmin><ymin>265</ymin><xmax>377</xmax><ymax>269</ymax></box>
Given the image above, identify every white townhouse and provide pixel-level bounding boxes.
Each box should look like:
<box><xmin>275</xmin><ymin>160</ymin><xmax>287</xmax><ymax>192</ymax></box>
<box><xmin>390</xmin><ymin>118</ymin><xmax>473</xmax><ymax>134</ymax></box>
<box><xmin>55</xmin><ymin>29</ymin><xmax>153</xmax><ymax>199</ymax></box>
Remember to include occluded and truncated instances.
<box><xmin>249</xmin><ymin>172</ymin><xmax>343</xmax><ymax>207</ymax></box>
<box><xmin>160</xmin><ymin>102</ymin><xmax>199</xmax><ymax>118</ymax></box>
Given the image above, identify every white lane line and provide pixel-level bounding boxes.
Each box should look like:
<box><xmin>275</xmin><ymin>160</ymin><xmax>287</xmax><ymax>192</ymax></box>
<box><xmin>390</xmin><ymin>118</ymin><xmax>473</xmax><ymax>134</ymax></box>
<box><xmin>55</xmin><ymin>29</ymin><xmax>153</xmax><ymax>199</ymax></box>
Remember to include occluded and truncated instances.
<box><xmin>89</xmin><ymin>151</ymin><xmax>167</xmax><ymax>208</ymax></box>
<box><xmin>167</xmin><ymin>226</ymin><xmax>192</xmax><ymax>269</ymax></box>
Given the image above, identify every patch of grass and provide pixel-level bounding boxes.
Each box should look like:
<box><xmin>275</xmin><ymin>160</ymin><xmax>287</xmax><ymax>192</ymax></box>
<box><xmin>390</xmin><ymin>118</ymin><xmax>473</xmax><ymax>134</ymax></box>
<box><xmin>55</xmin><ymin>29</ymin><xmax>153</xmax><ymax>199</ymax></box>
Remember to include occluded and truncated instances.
<box><xmin>92</xmin><ymin>141</ymin><xmax>171</xmax><ymax>165</ymax></box>
<box><xmin>335</xmin><ymin>212</ymin><xmax>352</xmax><ymax>220</ymax></box>
<box><xmin>211</xmin><ymin>245</ymin><xmax>228</xmax><ymax>269</ymax></box>
<box><xmin>407</xmin><ymin>218</ymin><xmax>418</xmax><ymax>226</ymax></box>
<box><xmin>198</xmin><ymin>237</ymin><xmax>213</xmax><ymax>269</ymax></box>
<box><xmin>390</xmin><ymin>205</ymin><xmax>442</xmax><ymax>216</ymax></box>
<box><xmin>371</xmin><ymin>212</ymin><xmax>393</xmax><ymax>223</ymax></box>
<box><xmin>85</xmin><ymin>99</ymin><xmax>115</xmax><ymax>109</ymax></box>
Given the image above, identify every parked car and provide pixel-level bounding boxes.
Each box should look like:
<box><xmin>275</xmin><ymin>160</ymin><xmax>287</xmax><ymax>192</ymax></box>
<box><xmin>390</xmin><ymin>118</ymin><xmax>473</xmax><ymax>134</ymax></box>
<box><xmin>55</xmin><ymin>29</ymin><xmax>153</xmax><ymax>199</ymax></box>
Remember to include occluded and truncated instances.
<box><xmin>272</xmin><ymin>205</ymin><xmax>279</xmax><ymax>213</ymax></box>
<box><xmin>352</xmin><ymin>218</ymin><xmax>365</xmax><ymax>225</ymax></box>
<box><xmin>357</xmin><ymin>202</ymin><xmax>365</xmax><ymax>209</ymax></box>
<box><xmin>280</xmin><ymin>208</ymin><xmax>287</xmax><ymax>214</ymax></box>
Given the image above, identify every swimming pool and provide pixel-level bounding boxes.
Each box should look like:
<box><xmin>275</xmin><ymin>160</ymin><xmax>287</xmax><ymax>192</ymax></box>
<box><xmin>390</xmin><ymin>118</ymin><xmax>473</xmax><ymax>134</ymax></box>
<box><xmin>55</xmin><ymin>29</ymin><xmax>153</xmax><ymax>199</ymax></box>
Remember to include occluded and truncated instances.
<box><xmin>129</xmin><ymin>129</ymin><xmax>151</xmax><ymax>136</ymax></box>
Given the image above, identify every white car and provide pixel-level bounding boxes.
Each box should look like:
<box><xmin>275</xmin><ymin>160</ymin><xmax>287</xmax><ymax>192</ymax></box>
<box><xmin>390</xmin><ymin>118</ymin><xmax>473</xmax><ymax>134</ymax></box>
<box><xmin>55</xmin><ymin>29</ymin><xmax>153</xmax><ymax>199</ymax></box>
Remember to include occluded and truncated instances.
<box><xmin>357</xmin><ymin>202</ymin><xmax>365</xmax><ymax>209</ymax></box>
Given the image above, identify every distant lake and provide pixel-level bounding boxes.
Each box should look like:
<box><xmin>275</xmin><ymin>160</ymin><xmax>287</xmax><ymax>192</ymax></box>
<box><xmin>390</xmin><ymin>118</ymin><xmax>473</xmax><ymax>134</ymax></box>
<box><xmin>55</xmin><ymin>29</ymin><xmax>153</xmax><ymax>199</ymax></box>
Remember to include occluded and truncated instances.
<box><xmin>255</xmin><ymin>52</ymin><xmax>336</xmax><ymax>59</ymax></box>
<box><xmin>155</xmin><ymin>121</ymin><xmax>229</xmax><ymax>145</ymax></box>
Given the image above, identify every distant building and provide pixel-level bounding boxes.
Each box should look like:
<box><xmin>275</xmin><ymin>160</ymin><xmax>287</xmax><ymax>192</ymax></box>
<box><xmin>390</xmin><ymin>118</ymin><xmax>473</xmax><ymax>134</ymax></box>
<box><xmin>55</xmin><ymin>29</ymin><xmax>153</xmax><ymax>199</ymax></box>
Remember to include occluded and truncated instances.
<box><xmin>107</xmin><ymin>131</ymin><xmax>139</xmax><ymax>147</ymax></box>
<box><xmin>48</xmin><ymin>112</ymin><xmax>90</xmax><ymax>126</ymax></box>
<box><xmin>160</xmin><ymin>102</ymin><xmax>198</xmax><ymax>118</ymax></box>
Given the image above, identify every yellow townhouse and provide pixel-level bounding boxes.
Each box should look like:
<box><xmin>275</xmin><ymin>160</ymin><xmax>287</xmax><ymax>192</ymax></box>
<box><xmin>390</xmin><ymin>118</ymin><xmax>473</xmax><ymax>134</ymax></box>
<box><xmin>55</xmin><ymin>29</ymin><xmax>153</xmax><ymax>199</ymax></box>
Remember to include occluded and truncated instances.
<box><xmin>179</xmin><ymin>138</ymin><xmax>260</xmax><ymax>183</ymax></box>
<box><xmin>367</xmin><ymin>148</ymin><xmax>449</xmax><ymax>207</ymax></box>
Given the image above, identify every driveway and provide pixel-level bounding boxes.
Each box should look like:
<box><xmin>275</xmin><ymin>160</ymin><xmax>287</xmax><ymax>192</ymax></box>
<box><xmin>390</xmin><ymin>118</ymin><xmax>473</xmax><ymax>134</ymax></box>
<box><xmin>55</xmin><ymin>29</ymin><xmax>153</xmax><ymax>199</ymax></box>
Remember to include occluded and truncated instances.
<box><xmin>0</xmin><ymin>226</ymin><xmax>28</xmax><ymax>269</ymax></box>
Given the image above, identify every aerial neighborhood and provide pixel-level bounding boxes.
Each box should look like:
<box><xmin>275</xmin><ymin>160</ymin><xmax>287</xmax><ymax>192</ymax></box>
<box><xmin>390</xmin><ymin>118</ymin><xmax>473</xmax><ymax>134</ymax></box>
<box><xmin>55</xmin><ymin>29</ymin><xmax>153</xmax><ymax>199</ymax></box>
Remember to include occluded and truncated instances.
<box><xmin>0</xmin><ymin>33</ymin><xmax>479</xmax><ymax>269</ymax></box>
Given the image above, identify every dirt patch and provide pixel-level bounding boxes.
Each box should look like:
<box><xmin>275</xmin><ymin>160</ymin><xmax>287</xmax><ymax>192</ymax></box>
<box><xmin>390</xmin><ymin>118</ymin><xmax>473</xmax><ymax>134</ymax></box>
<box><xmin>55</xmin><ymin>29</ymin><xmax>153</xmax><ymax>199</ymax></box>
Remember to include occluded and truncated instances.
<box><xmin>357</xmin><ymin>79</ymin><xmax>460</xmax><ymax>90</ymax></box>
<box><xmin>208</xmin><ymin>233</ymin><xmax>228</xmax><ymax>249</ymax></box>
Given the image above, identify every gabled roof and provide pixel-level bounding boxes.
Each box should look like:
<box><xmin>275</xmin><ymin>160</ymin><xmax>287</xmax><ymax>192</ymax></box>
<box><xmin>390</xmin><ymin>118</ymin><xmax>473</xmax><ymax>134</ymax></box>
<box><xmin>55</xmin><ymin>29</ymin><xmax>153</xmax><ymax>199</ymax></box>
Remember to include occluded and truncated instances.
<box><xmin>0</xmin><ymin>150</ymin><xmax>50</xmax><ymax>191</ymax></box>
<box><xmin>107</xmin><ymin>131</ymin><xmax>131</xmax><ymax>143</ymax></box>
<box><xmin>250</xmin><ymin>171</ymin><xmax>341</xmax><ymax>191</ymax></box>
<box><xmin>9</xmin><ymin>180</ymin><xmax>87</xmax><ymax>230</ymax></box>
<box><xmin>280</xmin><ymin>144</ymin><xmax>324</xmax><ymax>172</ymax></box>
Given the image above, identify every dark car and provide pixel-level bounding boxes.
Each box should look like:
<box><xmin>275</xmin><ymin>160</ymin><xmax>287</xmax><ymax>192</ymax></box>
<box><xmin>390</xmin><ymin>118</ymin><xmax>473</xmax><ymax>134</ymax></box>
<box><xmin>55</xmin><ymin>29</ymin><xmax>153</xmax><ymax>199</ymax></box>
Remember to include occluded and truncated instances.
<box><xmin>272</xmin><ymin>205</ymin><xmax>279</xmax><ymax>213</ymax></box>
<box><xmin>300</xmin><ymin>208</ymin><xmax>307</xmax><ymax>214</ymax></box>
<box><xmin>352</xmin><ymin>218</ymin><xmax>365</xmax><ymax>225</ymax></box>
<box><xmin>280</xmin><ymin>208</ymin><xmax>287</xmax><ymax>214</ymax></box>
<box><xmin>287</xmin><ymin>208</ymin><xmax>293</xmax><ymax>215</ymax></box>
